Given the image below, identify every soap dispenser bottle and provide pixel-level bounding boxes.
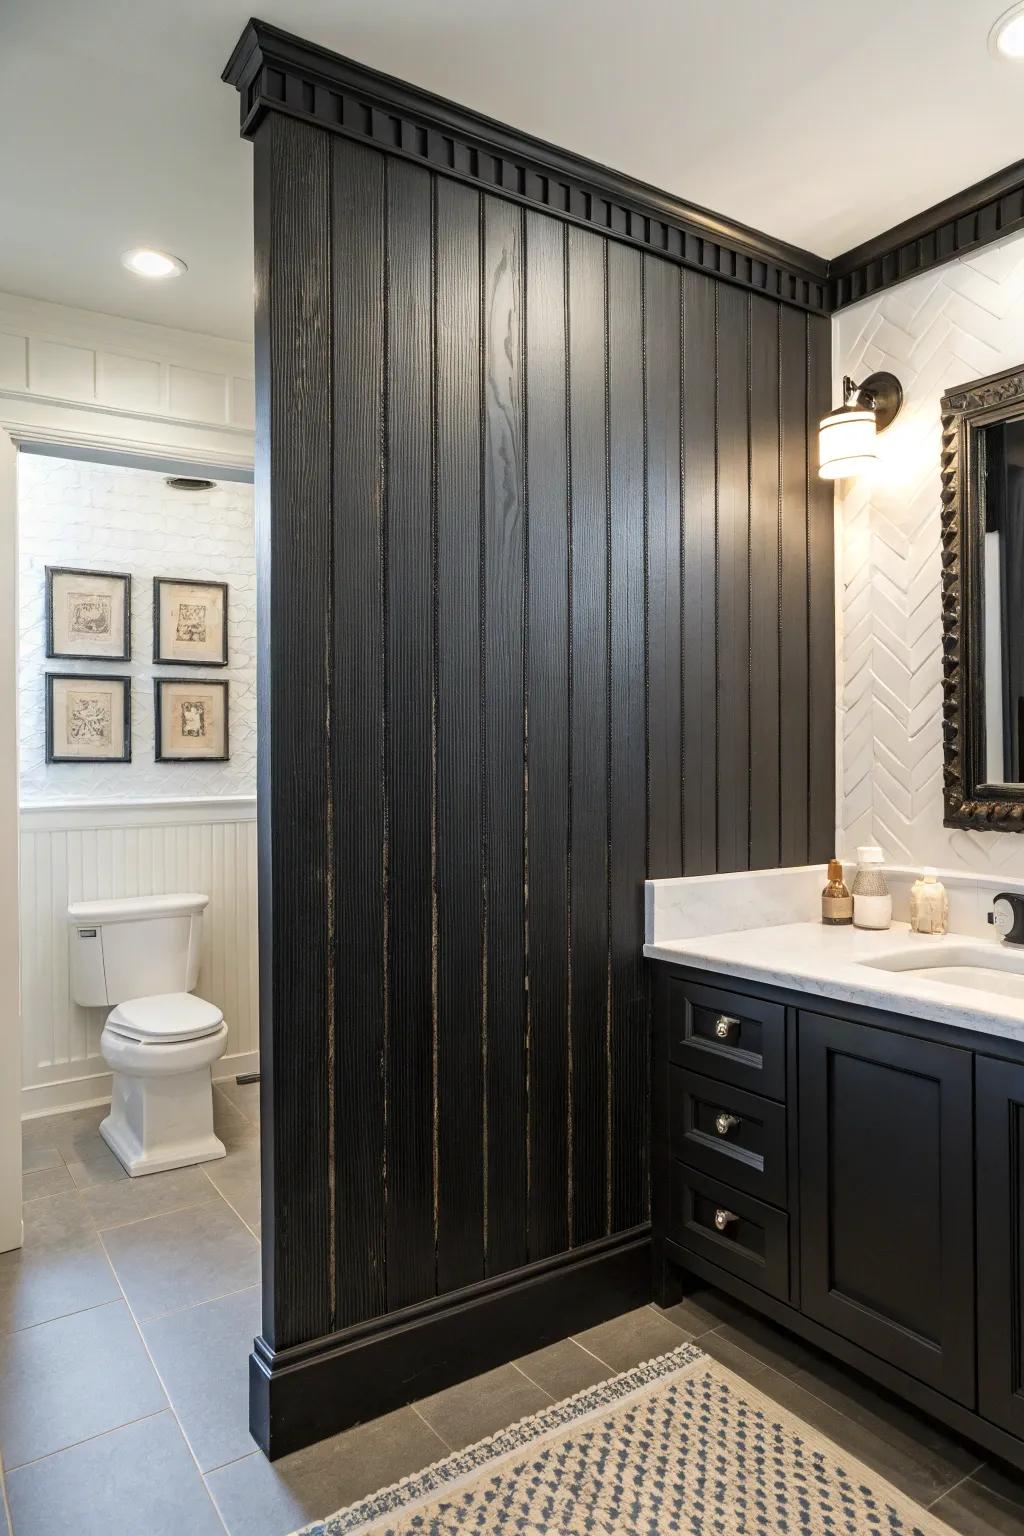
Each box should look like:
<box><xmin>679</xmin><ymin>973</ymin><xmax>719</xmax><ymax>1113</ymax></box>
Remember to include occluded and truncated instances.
<box><xmin>852</xmin><ymin>845</ymin><xmax>892</xmax><ymax>930</ymax></box>
<box><xmin>821</xmin><ymin>860</ymin><xmax>853</xmax><ymax>926</ymax></box>
<box><xmin>909</xmin><ymin>869</ymin><xmax>948</xmax><ymax>935</ymax></box>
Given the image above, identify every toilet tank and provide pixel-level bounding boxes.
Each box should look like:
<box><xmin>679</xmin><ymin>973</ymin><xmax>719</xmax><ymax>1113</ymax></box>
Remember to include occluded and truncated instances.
<box><xmin>67</xmin><ymin>893</ymin><xmax>208</xmax><ymax>1007</ymax></box>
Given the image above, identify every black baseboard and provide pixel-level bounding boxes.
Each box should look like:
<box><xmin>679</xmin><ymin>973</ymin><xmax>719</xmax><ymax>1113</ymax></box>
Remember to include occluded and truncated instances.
<box><xmin>250</xmin><ymin>1225</ymin><xmax>652</xmax><ymax>1458</ymax></box>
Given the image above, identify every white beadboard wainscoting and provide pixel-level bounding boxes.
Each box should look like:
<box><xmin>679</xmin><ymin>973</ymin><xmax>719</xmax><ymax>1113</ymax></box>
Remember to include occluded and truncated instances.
<box><xmin>19</xmin><ymin>797</ymin><xmax>258</xmax><ymax>1117</ymax></box>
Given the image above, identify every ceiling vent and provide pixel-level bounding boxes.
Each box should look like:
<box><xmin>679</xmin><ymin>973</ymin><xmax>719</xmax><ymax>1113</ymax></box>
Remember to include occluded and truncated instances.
<box><xmin>165</xmin><ymin>476</ymin><xmax>216</xmax><ymax>492</ymax></box>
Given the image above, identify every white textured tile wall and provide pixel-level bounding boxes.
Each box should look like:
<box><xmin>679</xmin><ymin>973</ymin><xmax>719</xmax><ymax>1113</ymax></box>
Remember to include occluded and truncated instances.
<box><xmin>835</xmin><ymin>227</ymin><xmax>1024</xmax><ymax>876</ymax></box>
<box><xmin>19</xmin><ymin>453</ymin><xmax>256</xmax><ymax>801</ymax></box>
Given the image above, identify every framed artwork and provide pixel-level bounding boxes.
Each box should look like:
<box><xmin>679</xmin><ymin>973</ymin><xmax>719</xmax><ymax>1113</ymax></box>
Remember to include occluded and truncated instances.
<box><xmin>46</xmin><ymin>567</ymin><xmax>131</xmax><ymax>661</ymax></box>
<box><xmin>46</xmin><ymin>674</ymin><xmax>131</xmax><ymax>764</ymax></box>
<box><xmin>153</xmin><ymin>578</ymin><xmax>228</xmax><ymax>667</ymax></box>
<box><xmin>154</xmin><ymin>677</ymin><xmax>229</xmax><ymax>762</ymax></box>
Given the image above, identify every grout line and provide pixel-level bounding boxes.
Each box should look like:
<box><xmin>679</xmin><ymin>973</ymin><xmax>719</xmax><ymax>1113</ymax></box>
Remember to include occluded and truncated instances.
<box><xmin>0</xmin><ymin>1449</ymin><xmax>14</xmax><ymax>1535</ymax></box>
<box><xmin>566</xmin><ymin>1337</ymin><xmax>619</xmax><ymax>1374</ymax></box>
<box><xmin>199</xmin><ymin>1173</ymin><xmax>261</xmax><ymax>1243</ymax></box>
<box><xmin>508</xmin><ymin>1362</ymin><xmax>555</xmax><ymax>1403</ymax></box>
<box><xmin>409</xmin><ymin>1402</ymin><xmax>455</xmax><ymax>1455</ymax></box>
<box><xmin>924</xmin><ymin>1463</ymin><xmax>986</xmax><ymax>1512</ymax></box>
<box><xmin>3</xmin><ymin>1409</ymin><xmax>171</xmax><ymax>1476</ymax></box>
<box><xmin>115</xmin><ymin>1266</ymin><xmax>231</xmax><ymax>1534</ymax></box>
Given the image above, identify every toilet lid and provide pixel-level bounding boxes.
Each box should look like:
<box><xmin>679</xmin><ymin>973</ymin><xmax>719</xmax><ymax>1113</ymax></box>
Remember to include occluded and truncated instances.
<box><xmin>107</xmin><ymin>992</ymin><xmax>224</xmax><ymax>1043</ymax></box>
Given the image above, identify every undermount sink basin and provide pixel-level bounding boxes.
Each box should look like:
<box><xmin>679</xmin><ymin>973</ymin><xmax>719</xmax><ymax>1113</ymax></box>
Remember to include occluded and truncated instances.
<box><xmin>859</xmin><ymin>941</ymin><xmax>1024</xmax><ymax>1000</ymax></box>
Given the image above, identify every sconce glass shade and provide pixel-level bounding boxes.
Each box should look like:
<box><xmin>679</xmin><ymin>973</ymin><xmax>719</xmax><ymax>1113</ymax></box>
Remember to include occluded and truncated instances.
<box><xmin>818</xmin><ymin>404</ymin><xmax>877</xmax><ymax>479</ymax></box>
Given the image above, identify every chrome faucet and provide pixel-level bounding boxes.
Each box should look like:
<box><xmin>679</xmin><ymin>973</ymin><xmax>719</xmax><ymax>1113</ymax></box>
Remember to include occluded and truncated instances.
<box><xmin>990</xmin><ymin>892</ymin><xmax>1024</xmax><ymax>943</ymax></box>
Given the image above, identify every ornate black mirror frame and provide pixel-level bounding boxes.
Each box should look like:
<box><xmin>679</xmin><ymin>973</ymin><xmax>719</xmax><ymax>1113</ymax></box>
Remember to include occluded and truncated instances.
<box><xmin>942</xmin><ymin>362</ymin><xmax>1024</xmax><ymax>830</ymax></box>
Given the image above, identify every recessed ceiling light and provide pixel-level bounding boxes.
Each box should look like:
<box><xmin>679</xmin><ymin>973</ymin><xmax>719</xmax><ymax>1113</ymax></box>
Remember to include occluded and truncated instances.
<box><xmin>990</xmin><ymin>2</ymin><xmax>1024</xmax><ymax>58</ymax></box>
<box><xmin>121</xmin><ymin>248</ymin><xmax>187</xmax><ymax>279</ymax></box>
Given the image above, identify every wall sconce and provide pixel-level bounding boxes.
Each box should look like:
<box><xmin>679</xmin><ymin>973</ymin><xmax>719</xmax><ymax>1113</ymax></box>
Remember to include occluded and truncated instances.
<box><xmin>818</xmin><ymin>371</ymin><xmax>903</xmax><ymax>479</ymax></box>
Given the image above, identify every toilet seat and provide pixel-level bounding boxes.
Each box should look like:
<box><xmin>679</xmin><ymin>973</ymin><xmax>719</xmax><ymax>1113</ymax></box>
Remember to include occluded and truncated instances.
<box><xmin>106</xmin><ymin>991</ymin><xmax>224</xmax><ymax>1044</ymax></box>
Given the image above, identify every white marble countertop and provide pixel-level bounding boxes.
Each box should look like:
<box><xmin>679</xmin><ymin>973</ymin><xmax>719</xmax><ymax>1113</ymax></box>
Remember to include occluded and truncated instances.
<box><xmin>644</xmin><ymin>921</ymin><xmax>1024</xmax><ymax>1044</ymax></box>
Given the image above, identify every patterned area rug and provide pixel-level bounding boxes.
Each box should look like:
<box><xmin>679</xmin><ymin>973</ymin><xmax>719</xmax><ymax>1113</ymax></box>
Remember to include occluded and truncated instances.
<box><xmin>293</xmin><ymin>1342</ymin><xmax>958</xmax><ymax>1535</ymax></box>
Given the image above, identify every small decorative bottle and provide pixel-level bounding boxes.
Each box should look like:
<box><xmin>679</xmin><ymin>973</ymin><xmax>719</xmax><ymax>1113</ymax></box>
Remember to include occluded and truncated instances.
<box><xmin>909</xmin><ymin>869</ymin><xmax>949</xmax><ymax>935</ymax></box>
<box><xmin>821</xmin><ymin>859</ymin><xmax>853</xmax><ymax>926</ymax></box>
<box><xmin>852</xmin><ymin>845</ymin><xmax>892</xmax><ymax>930</ymax></box>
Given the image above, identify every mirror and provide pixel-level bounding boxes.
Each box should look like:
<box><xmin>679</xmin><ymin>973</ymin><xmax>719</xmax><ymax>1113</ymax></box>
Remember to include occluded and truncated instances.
<box><xmin>942</xmin><ymin>365</ymin><xmax>1024</xmax><ymax>829</ymax></box>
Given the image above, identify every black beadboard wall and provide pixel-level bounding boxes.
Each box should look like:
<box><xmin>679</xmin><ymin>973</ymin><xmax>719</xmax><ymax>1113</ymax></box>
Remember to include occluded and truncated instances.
<box><xmin>247</xmin><ymin>105</ymin><xmax>833</xmax><ymax>1452</ymax></box>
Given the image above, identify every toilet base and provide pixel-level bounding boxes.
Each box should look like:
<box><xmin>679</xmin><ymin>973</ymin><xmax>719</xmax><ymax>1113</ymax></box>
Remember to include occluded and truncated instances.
<box><xmin>102</xmin><ymin>1064</ymin><xmax>227</xmax><ymax>1177</ymax></box>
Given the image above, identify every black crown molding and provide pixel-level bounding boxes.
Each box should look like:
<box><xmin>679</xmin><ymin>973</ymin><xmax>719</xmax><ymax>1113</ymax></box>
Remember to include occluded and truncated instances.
<box><xmin>223</xmin><ymin>19</ymin><xmax>830</xmax><ymax>315</ymax></box>
<box><xmin>830</xmin><ymin>159</ymin><xmax>1024</xmax><ymax>312</ymax></box>
<box><xmin>224</xmin><ymin>20</ymin><xmax>1024</xmax><ymax>322</ymax></box>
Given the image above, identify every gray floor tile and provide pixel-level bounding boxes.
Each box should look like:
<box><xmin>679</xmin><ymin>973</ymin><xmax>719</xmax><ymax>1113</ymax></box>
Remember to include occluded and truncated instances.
<box><xmin>415</xmin><ymin>1362</ymin><xmax>551</xmax><ymax>1452</ymax></box>
<box><xmin>515</xmin><ymin>1337</ymin><xmax>613</xmax><ymax>1399</ymax></box>
<box><xmin>975</xmin><ymin>1461</ymin><xmax>1024</xmax><ymax>1512</ymax></box>
<box><xmin>21</xmin><ymin>1164</ymin><xmax>74</xmax><ymax>1202</ymax></box>
<box><xmin>655</xmin><ymin>1284</ymin><xmax>753</xmax><ymax>1338</ymax></box>
<box><xmin>206</xmin><ymin>1408</ymin><xmax>447</xmax><ymax>1536</ymax></box>
<box><xmin>65</xmin><ymin>1137</ymin><xmax>129</xmax><ymax>1189</ymax></box>
<box><xmin>215</xmin><ymin>1078</ymin><xmax>261</xmax><ymax>1125</ymax></box>
<box><xmin>142</xmin><ymin>1284</ymin><xmax>261</xmax><ymax>1473</ymax></box>
<box><xmin>20</xmin><ymin>1140</ymin><xmax>62</xmax><ymax>1174</ymax></box>
<box><xmin>203</xmin><ymin>1136</ymin><xmax>260</xmax><ymax>1210</ymax></box>
<box><xmin>0</xmin><ymin>1299</ymin><xmax>167</xmax><ymax>1469</ymax></box>
<box><xmin>212</xmin><ymin>1091</ymin><xmax>258</xmax><ymax>1152</ymax></box>
<box><xmin>711</xmin><ymin>1310</ymin><xmax>828</xmax><ymax>1379</ymax></box>
<box><xmin>7</xmin><ymin>1411</ymin><xmax>224</xmax><ymax>1536</ymax></box>
<box><xmin>0</xmin><ymin>1197</ymin><xmax>119</xmax><ymax>1334</ymax></box>
<box><xmin>101</xmin><ymin>1198</ymin><xmax>260</xmax><ymax>1322</ymax></box>
<box><xmin>699</xmin><ymin>1328</ymin><xmax>772</xmax><ymax>1386</ymax></box>
<box><xmin>573</xmin><ymin>1304</ymin><xmax>693</xmax><ymax>1373</ymax></box>
<box><xmin>931</xmin><ymin>1476</ymin><xmax>1024</xmax><ymax>1534</ymax></box>
<box><xmin>80</xmin><ymin>1165</ymin><xmax>219</xmax><ymax>1232</ymax></box>
<box><xmin>23</xmin><ymin>1105</ymin><xmax>106</xmax><ymax>1153</ymax></box>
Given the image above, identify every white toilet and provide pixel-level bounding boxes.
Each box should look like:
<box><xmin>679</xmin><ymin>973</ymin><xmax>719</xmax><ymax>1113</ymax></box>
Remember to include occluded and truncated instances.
<box><xmin>67</xmin><ymin>893</ymin><xmax>228</xmax><ymax>1177</ymax></box>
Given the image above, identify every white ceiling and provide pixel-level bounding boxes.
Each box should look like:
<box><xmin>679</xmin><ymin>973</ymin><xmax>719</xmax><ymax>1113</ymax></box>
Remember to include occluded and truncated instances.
<box><xmin>2</xmin><ymin>0</ymin><xmax>1021</xmax><ymax>343</ymax></box>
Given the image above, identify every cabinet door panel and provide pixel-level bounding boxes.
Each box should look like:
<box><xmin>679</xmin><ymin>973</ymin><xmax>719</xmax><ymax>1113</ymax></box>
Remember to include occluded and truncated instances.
<box><xmin>977</xmin><ymin>1056</ymin><xmax>1024</xmax><ymax>1437</ymax></box>
<box><xmin>798</xmin><ymin>1011</ymin><xmax>974</xmax><ymax>1405</ymax></box>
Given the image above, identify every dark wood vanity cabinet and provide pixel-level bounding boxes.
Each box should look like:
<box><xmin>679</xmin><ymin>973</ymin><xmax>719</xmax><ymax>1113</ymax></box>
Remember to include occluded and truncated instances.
<box><xmin>652</xmin><ymin>960</ymin><xmax>1024</xmax><ymax>1473</ymax></box>
<box><xmin>977</xmin><ymin>1057</ymin><xmax>1024</xmax><ymax>1438</ymax></box>
<box><xmin>798</xmin><ymin>1011</ymin><xmax>975</xmax><ymax>1404</ymax></box>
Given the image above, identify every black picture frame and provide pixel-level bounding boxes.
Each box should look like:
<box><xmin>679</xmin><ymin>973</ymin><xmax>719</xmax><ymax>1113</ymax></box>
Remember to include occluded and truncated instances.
<box><xmin>941</xmin><ymin>364</ymin><xmax>1024</xmax><ymax>830</ymax></box>
<box><xmin>153</xmin><ymin>577</ymin><xmax>229</xmax><ymax>667</ymax></box>
<box><xmin>45</xmin><ymin>566</ymin><xmax>131</xmax><ymax>662</ymax></box>
<box><xmin>154</xmin><ymin>677</ymin><xmax>230</xmax><ymax>762</ymax></box>
<box><xmin>45</xmin><ymin>673</ymin><xmax>132</xmax><ymax>764</ymax></box>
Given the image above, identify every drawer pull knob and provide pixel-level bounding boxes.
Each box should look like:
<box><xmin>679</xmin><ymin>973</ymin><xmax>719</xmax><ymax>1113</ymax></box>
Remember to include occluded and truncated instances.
<box><xmin>714</xmin><ymin>1112</ymin><xmax>740</xmax><ymax>1137</ymax></box>
<box><xmin>714</xmin><ymin>1014</ymin><xmax>740</xmax><ymax>1042</ymax></box>
<box><xmin>713</xmin><ymin>1208</ymin><xmax>738</xmax><ymax>1233</ymax></box>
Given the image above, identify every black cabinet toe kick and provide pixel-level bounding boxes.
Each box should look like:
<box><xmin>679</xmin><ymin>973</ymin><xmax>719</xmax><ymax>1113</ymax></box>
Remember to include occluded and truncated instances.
<box><xmin>650</xmin><ymin>959</ymin><xmax>1024</xmax><ymax>1475</ymax></box>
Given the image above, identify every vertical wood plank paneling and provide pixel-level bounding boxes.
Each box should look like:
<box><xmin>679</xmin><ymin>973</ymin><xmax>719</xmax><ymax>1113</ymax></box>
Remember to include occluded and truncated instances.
<box><xmin>252</xmin><ymin>120</ymin><xmax>834</xmax><ymax>1365</ymax></box>
<box><xmin>567</xmin><ymin>225</ymin><xmax>609</xmax><ymax>1247</ymax></box>
<box><xmin>435</xmin><ymin>176</ymin><xmax>486</xmax><ymax>1294</ymax></box>
<box><xmin>681</xmin><ymin>271</ymin><xmax>718</xmax><ymax>875</ymax></box>
<box><xmin>607</xmin><ymin>243</ymin><xmax>647</xmax><ymax>1232</ymax></box>
<box><xmin>807</xmin><ymin>313</ymin><xmax>836</xmax><ymax>862</ymax></box>
<box><xmin>384</xmin><ymin>156</ymin><xmax>436</xmax><ymax>1311</ymax></box>
<box><xmin>482</xmin><ymin>195</ymin><xmax>528</xmax><ymax>1277</ymax></box>
<box><xmin>644</xmin><ymin>257</ymin><xmax>682</xmax><ymax>880</ymax></box>
<box><xmin>715</xmin><ymin>286</ymin><xmax>751</xmax><ymax>871</ymax></box>
<box><xmin>330</xmin><ymin>136</ymin><xmax>388</xmax><ymax>1325</ymax></box>
<box><xmin>780</xmin><ymin>306</ymin><xmax>810</xmax><ymax>865</ymax></box>
<box><xmin>524</xmin><ymin>210</ymin><xmax>570</xmax><ymax>1262</ymax></box>
<box><xmin>749</xmin><ymin>297</ymin><xmax>782</xmax><ymax>868</ymax></box>
<box><xmin>257</xmin><ymin>112</ymin><xmax>335</xmax><ymax>1350</ymax></box>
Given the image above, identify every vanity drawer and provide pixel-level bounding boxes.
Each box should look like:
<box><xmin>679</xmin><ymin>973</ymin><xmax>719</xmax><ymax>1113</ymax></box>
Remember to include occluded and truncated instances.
<box><xmin>669</xmin><ymin>1163</ymin><xmax>790</xmax><ymax>1303</ymax></box>
<box><xmin>665</xmin><ymin>977</ymin><xmax>786</xmax><ymax>1100</ymax></box>
<box><xmin>669</xmin><ymin>1069</ymin><xmax>787</xmax><ymax>1207</ymax></box>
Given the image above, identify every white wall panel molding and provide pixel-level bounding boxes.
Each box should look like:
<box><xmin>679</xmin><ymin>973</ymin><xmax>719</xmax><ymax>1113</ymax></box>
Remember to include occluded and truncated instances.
<box><xmin>20</xmin><ymin>809</ymin><xmax>259</xmax><ymax>1115</ymax></box>
<box><xmin>20</xmin><ymin>796</ymin><xmax>256</xmax><ymax>831</ymax></box>
<box><xmin>835</xmin><ymin>228</ymin><xmax>1024</xmax><ymax>874</ymax></box>
<box><xmin>0</xmin><ymin>290</ymin><xmax>254</xmax><ymax>469</ymax></box>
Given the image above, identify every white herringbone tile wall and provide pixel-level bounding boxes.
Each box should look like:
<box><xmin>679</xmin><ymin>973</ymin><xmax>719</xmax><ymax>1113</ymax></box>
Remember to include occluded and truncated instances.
<box><xmin>836</xmin><ymin>227</ymin><xmax>1024</xmax><ymax>875</ymax></box>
